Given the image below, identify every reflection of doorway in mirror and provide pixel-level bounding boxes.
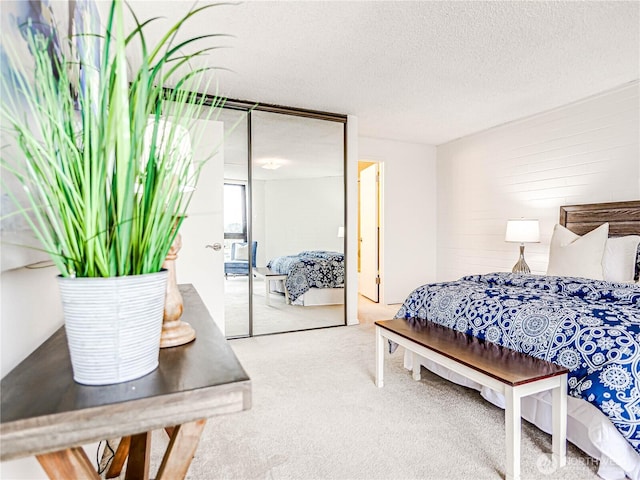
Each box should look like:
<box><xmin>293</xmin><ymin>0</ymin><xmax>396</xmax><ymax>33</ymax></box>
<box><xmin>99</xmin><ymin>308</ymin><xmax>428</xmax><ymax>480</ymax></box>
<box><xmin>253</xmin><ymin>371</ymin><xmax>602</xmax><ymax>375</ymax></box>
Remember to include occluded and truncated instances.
<box><xmin>358</xmin><ymin>161</ymin><xmax>381</xmax><ymax>303</ymax></box>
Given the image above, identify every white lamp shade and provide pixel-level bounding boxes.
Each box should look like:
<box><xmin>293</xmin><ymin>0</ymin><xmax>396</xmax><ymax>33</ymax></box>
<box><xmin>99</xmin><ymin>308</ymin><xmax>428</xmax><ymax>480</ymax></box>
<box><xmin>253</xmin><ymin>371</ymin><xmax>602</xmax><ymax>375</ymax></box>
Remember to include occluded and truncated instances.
<box><xmin>337</xmin><ymin>227</ymin><xmax>345</xmax><ymax>238</ymax></box>
<box><xmin>505</xmin><ymin>219</ymin><xmax>540</xmax><ymax>243</ymax></box>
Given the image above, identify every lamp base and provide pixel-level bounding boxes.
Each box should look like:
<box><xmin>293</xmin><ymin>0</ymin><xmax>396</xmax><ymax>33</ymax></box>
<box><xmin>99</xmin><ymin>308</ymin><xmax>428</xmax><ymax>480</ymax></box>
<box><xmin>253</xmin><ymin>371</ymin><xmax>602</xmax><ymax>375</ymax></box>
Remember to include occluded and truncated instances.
<box><xmin>160</xmin><ymin>319</ymin><xmax>196</xmax><ymax>348</ymax></box>
<box><xmin>160</xmin><ymin>230</ymin><xmax>196</xmax><ymax>349</ymax></box>
<box><xmin>511</xmin><ymin>244</ymin><xmax>531</xmax><ymax>274</ymax></box>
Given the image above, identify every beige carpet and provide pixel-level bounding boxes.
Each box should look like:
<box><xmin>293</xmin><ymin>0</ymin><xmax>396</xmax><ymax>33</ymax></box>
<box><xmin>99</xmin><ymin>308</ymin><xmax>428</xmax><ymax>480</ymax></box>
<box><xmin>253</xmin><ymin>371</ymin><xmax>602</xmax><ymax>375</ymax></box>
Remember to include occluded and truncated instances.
<box><xmin>357</xmin><ymin>294</ymin><xmax>401</xmax><ymax>324</ymax></box>
<box><xmin>143</xmin><ymin>318</ymin><xmax>599</xmax><ymax>480</ymax></box>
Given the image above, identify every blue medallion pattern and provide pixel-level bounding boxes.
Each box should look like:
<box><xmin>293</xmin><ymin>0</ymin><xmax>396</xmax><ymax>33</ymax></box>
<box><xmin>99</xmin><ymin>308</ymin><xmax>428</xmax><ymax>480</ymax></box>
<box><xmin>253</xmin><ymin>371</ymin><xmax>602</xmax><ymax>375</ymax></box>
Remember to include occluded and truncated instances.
<box><xmin>267</xmin><ymin>251</ymin><xmax>344</xmax><ymax>301</ymax></box>
<box><xmin>394</xmin><ymin>273</ymin><xmax>640</xmax><ymax>452</ymax></box>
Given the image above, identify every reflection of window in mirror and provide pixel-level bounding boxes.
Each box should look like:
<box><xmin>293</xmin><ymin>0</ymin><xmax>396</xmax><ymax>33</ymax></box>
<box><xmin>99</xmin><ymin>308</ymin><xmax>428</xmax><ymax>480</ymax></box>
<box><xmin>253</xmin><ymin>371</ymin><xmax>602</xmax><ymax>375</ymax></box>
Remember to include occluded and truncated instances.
<box><xmin>224</xmin><ymin>183</ymin><xmax>247</xmax><ymax>239</ymax></box>
<box><xmin>224</xmin><ymin>182</ymin><xmax>248</xmax><ymax>261</ymax></box>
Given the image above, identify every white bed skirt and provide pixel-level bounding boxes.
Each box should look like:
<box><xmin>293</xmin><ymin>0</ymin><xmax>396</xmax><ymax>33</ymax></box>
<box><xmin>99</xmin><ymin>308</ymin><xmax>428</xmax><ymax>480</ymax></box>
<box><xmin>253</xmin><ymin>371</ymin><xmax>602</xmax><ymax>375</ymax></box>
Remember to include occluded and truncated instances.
<box><xmin>404</xmin><ymin>350</ymin><xmax>640</xmax><ymax>480</ymax></box>
<box><xmin>291</xmin><ymin>287</ymin><xmax>344</xmax><ymax>306</ymax></box>
<box><xmin>270</xmin><ymin>280</ymin><xmax>344</xmax><ymax>306</ymax></box>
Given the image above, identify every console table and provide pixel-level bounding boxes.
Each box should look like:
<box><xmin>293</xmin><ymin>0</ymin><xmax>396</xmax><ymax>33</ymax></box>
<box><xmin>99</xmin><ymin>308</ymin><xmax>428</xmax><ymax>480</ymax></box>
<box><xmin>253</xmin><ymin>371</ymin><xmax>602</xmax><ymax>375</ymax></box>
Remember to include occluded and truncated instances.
<box><xmin>0</xmin><ymin>284</ymin><xmax>251</xmax><ymax>479</ymax></box>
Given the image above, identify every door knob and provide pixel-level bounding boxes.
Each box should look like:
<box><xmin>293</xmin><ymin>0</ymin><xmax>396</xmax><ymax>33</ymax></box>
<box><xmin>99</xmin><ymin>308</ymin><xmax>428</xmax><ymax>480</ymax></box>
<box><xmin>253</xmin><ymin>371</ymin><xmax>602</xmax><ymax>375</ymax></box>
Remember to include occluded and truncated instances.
<box><xmin>206</xmin><ymin>243</ymin><xmax>222</xmax><ymax>251</ymax></box>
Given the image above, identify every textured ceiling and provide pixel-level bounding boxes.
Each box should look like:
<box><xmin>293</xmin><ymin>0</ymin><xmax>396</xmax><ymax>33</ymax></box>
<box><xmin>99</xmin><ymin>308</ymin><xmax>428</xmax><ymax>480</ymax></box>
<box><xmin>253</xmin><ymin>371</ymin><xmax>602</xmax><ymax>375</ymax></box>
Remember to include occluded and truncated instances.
<box><xmin>122</xmin><ymin>1</ymin><xmax>640</xmax><ymax>146</ymax></box>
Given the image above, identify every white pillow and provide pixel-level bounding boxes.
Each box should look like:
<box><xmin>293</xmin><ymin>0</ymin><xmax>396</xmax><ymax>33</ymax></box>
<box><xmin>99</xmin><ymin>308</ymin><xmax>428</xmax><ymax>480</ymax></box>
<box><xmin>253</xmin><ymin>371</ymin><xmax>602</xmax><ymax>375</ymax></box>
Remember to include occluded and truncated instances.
<box><xmin>547</xmin><ymin>223</ymin><xmax>609</xmax><ymax>280</ymax></box>
<box><xmin>234</xmin><ymin>243</ymin><xmax>249</xmax><ymax>261</ymax></box>
<box><xmin>602</xmin><ymin>235</ymin><xmax>640</xmax><ymax>283</ymax></box>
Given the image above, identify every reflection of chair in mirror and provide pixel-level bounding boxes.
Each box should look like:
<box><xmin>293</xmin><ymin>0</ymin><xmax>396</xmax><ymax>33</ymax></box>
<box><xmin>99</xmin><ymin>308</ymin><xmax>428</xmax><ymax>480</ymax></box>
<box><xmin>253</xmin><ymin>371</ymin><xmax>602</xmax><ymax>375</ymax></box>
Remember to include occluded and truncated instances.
<box><xmin>224</xmin><ymin>241</ymin><xmax>257</xmax><ymax>278</ymax></box>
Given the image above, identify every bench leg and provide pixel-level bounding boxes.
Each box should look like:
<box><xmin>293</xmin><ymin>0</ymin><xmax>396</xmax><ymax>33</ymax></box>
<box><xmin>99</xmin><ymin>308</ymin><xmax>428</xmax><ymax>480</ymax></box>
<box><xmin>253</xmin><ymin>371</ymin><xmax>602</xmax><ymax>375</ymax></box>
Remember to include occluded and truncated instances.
<box><xmin>375</xmin><ymin>326</ymin><xmax>384</xmax><ymax>388</ymax></box>
<box><xmin>264</xmin><ymin>278</ymin><xmax>271</xmax><ymax>306</ymax></box>
<box><xmin>412</xmin><ymin>353</ymin><xmax>422</xmax><ymax>381</ymax></box>
<box><xmin>504</xmin><ymin>386</ymin><xmax>521</xmax><ymax>480</ymax></box>
<box><xmin>552</xmin><ymin>375</ymin><xmax>567</xmax><ymax>468</ymax></box>
<box><xmin>283</xmin><ymin>282</ymin><xmax>290</xmax><ymax>304</ymax></box>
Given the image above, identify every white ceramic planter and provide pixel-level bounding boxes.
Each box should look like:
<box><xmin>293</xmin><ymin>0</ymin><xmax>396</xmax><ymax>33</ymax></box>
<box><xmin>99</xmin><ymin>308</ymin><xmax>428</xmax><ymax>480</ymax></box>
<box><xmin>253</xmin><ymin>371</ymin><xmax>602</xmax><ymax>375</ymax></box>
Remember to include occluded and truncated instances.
<box><xmin>57</xmin><ymin>271</ymin><xmax>168</xmax><ymax>385</ymax></box>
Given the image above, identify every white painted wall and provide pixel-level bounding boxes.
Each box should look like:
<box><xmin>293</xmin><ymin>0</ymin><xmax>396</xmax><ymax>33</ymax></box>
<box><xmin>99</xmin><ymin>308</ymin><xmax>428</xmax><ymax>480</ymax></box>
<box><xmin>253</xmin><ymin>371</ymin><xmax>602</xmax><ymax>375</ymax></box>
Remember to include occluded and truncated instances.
<box><xmin>358</xmin><ymin>136</ymin><xmax>438</xmax><ymax>305</ymax></box>
<box><xmin>262</xmin><ymin>176</ymin><xmax>344</xmax><ymax>262</ymax></box>
<box><xmin>346</xmin><ymin>115</ymin><xmax>359</xmax><ymax>325</ymax></box>
<box><xmin>0</xmin><ymin>267</ymin><xmax>62</xmax><ymax>376</ymax></box>
<box><xmin>436</xmin><ymin>81</ymin><xmax>640</xmax><ymax>281</ymax></box>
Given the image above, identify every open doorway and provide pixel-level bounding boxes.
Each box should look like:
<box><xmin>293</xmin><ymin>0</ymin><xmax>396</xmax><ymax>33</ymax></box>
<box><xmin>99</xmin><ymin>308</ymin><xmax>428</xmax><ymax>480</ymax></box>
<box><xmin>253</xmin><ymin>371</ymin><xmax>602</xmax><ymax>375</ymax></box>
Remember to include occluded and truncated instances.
<box><xmin>358</xmin><ymin>161</ymin><xmax>380</xmax><ymax>303</ymax></box>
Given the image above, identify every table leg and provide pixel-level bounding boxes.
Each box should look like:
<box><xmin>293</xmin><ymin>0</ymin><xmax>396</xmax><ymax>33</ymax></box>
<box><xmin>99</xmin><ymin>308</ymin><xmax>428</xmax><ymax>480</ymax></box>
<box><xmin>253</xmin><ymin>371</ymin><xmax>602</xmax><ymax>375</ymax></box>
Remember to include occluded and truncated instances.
<box><xmin>552</xmin><ymin>375</ymin><xmax>568</xmax><ymax>468</ymax></box>
<box><xmin>156</xmin><ymin>419</ymin><xmax>207</xmax><ymax>480</ymax></box>
<box><xmin>126</xmin><ymin>432</ymin><xmax>151</xmax><ymax>480</ymax></box>
<box><xmin>105</xmin><ymin>436</ymin><xmax>131</xmax><ymax>479</ymax></box>
<box><xmin>504</xmin><ymin>386</ymin><xmax>521</xmax><ymax>480</ymax></box>
<box><xmin>375</xmin><ymin>326</ymin><xmax>384</xmax><ymax>388</ymax></box>
<box><xmin>36</xmin><ymin>447</ymin><xmax>99</xmax><ymax>480</ymax></box>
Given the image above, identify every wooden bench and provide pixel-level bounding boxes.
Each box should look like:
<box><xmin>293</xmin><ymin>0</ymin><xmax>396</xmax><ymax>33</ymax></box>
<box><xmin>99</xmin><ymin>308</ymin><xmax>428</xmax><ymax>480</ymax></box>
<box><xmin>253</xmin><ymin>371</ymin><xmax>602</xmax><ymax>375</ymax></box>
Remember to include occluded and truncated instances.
<box><xmin>375</xmin><ymin>319</ymin><xmax>568</xmax><ymax>480</ymax></box>
<box><xmin>253</xmin><ymin>267</ymin><xmax>289</xmax><ymax>305</ymax></box>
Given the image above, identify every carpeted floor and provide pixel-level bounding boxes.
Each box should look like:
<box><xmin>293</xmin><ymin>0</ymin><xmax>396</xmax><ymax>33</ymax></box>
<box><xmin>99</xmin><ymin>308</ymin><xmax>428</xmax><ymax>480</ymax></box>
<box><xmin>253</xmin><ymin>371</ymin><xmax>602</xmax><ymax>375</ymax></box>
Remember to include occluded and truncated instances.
<box><xmin>145</xmin><ymin>318</ymin><xmax>600</xmax><ymax>480</ymax></box>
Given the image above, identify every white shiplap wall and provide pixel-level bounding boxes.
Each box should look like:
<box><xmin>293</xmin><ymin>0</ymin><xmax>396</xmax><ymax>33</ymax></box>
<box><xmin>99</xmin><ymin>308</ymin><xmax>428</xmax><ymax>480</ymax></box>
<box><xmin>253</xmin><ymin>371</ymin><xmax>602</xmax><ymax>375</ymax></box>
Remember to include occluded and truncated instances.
<box><xmin>436</xmin><ymin>81</ymin><xmax>640</xmax><ymax>281</ymax></box>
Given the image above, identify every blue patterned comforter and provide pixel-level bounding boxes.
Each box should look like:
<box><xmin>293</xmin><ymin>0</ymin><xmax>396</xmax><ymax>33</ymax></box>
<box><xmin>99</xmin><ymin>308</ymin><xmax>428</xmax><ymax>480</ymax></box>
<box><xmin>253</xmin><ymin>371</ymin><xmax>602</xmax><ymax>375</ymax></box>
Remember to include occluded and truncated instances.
<box><xmin>395</xmin><ymin>273</ymin><xmax>640</xmax><ymax>452</ymax></box>
<box><xmin>267</xmin><ymin>251</ymin><xmax>344</xmax><ymax>302</ymax></box>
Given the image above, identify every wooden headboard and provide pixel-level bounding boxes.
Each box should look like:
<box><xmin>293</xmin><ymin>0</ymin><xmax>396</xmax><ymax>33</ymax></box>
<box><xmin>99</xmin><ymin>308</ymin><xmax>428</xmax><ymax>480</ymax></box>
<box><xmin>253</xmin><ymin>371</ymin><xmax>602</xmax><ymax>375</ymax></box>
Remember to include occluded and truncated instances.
<box><xmin>560</xmin><ymin>200</ymin><xmax>640</xmax><ymax>236</ymax></box>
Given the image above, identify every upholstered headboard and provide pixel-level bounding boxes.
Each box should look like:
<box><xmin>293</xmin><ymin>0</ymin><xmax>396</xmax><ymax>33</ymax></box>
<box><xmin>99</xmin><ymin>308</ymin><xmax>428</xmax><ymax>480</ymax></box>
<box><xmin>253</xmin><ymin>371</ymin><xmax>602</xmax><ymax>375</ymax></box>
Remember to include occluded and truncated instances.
<box><xmin>560</xmin><ymin>200</ymin><xmax>640</xmax><ymax>237</ymax></box>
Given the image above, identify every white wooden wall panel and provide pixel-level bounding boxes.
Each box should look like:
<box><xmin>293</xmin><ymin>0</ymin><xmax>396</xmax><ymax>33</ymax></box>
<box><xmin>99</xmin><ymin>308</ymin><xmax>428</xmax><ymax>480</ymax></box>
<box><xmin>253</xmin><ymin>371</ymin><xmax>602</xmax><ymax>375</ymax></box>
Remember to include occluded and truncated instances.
<box><xmin>436</xmin><ymin>82</ymin><xmax>640</xmax><ymax>281</ymax></box>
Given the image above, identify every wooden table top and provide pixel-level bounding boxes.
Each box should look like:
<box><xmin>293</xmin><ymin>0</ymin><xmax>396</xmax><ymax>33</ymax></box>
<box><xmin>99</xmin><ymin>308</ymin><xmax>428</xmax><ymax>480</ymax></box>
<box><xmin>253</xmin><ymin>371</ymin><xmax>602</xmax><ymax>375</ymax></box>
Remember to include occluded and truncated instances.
<box><xmin>376</xmin><ymin>318</ymin><xmax>568</xmax><ymax>387</ymax></box>
<box><xmin>0</xmin><ymin>284</ymin><xmax>251</xmax><ymax>461</ymax></box>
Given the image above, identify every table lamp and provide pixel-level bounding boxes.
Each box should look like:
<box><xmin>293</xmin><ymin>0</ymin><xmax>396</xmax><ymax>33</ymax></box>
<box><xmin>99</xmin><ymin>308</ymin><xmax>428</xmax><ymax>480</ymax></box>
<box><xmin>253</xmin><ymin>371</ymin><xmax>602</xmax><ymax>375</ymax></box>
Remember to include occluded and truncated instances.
<box><xmin>505</xmin><ymin>219</ymin><xmax>540</xmax><ymax>273</ymax></box>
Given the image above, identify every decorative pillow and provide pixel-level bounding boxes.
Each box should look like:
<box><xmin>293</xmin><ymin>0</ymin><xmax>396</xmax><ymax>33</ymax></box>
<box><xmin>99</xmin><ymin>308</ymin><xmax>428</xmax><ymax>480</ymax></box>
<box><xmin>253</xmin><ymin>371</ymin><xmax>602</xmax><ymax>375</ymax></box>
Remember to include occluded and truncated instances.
<box><xmin>547</xmin><ymin>223</ymin><xmax>609</xmax><ymax>280</ymax></box>
<box><xmin>234</xmin><ymin>243</ymin><xmax>249</xmax><ymax>261</ymax></box>
<box><xmin>602</xmin><ymin>235</ymin><xmax>640</xmax><ymax>283</ymax></box>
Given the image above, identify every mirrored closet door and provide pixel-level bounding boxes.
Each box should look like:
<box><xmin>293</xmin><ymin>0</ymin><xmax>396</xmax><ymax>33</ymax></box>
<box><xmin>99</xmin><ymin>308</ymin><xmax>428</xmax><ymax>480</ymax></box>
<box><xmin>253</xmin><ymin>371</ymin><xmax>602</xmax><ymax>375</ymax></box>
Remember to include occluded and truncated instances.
<box><xmin>250</xmin><ymin>111</ymin><xmax>345</xmax><ymax>335</ymax></box>
<box><xmin>219</xmin><ymin>100</ymin><xmax>347</xmax><ymax>338</ymax></box>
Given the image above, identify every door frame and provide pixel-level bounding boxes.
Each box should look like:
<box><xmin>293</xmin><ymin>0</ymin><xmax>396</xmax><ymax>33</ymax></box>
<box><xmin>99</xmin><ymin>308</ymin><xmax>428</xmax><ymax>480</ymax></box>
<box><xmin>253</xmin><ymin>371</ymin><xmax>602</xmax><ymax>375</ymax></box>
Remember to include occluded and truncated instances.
<box><xmin>358</xmin><ymin>160</ymin><xmax>384</xmax><ymax>305</ymax></box>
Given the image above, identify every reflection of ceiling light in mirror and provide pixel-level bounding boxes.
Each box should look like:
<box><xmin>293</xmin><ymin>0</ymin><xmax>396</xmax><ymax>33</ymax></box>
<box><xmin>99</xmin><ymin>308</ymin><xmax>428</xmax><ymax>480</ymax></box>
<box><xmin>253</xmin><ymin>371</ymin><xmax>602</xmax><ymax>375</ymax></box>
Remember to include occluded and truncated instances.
<box><xmin>261</xmin><ymin>161</ymin><xmax>282</xmax><ymax>170</ymax></box>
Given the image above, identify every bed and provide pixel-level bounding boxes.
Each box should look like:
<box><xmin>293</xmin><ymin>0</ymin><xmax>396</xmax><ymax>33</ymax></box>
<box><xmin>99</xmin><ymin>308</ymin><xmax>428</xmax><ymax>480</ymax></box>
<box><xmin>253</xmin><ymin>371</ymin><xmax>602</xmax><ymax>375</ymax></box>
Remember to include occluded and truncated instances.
<box><xmin>266</xmin><ymin>250</ymin><xmax>345</xmax><ymax>306</ymax></box>
<box><xmin>392</xmin><ymin>200</ymin><xmax>640</xmax><ymax>480</ymax></box>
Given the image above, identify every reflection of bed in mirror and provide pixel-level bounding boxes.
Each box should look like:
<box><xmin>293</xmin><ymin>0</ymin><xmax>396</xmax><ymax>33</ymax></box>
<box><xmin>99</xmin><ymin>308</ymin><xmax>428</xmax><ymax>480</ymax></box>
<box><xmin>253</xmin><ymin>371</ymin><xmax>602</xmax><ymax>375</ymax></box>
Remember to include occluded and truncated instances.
<box><xmin>266</xmin><ymin>250</ymin><xmax>345</xmax><ymax>306</ymax></box>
